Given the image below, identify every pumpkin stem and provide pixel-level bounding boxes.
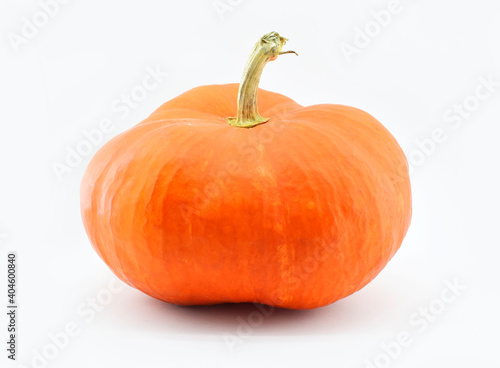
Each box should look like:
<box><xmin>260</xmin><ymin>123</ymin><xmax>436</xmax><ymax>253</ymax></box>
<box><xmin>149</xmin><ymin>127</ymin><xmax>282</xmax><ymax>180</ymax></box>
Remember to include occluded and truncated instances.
<box><xmin>226</xmin><ymin>31</ymin><xmax>297</xmax><ymax>128</ymax></box>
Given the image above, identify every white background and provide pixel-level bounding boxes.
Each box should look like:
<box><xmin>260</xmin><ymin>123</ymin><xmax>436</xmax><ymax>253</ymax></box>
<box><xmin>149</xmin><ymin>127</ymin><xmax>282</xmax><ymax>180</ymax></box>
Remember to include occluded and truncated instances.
<box><xmin>1</xmin><ymin>0</ymin><xmax>500</xmax><ymax>367</ymax></box>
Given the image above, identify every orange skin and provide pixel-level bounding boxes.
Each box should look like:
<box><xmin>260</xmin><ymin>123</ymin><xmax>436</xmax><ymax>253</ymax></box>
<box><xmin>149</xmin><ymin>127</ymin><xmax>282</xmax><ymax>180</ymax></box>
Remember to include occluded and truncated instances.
<box><xmin>80</xmin><ymin>83</ymin><xmax>411</xmax><ymax>309</ymax></box>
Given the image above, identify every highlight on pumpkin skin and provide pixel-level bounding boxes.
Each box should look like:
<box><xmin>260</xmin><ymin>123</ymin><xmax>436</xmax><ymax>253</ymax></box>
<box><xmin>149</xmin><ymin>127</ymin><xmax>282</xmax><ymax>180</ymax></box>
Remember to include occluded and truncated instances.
<box><xmin>226</xmin><ymin>31</ymin><xmax>298</xmax><ymax>128</ymax></box>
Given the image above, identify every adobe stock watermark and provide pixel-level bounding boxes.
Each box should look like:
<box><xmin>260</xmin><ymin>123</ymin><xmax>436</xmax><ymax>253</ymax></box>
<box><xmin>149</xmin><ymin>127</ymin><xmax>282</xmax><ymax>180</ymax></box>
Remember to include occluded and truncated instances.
<box><xmin>7</xmin><ymin>0</ymin><xmax>73</xmax><ymax>54</ymax></box>
<box><xmin>179</xmin><ymin>111</ymin><xmax>293</xmax><ymax>222</ymax></box>
<box><xmin>51</xmin><ymin>64</ymin><xmax>169</xmax><ymax>181</ymax></box>
<box><xmin>223</xmin><ymin>303</ymin><xmax>274</xmax><ymax>352</ymax></box>
<box><xmin>223</xmin><ymin>239</ymin><xmax>337</xmax><ymax>352</ymax></box>
<box><xmin>340</xmin><ymin>0</ymin><xmax>403</xmax><ymax>63</ymax></box>
<box><xmin>405</xmin><ymin>74</ymin><xmax>499</xmax><ymax>177</ymax></box>
<box><xmin>17</xmin><ymin>277</ymin><xmax>124</xmax><ymax>368</ymax></box>
<box><xmin>212</xmin><ymin>0</ymin><xmax>243</xmax><ymax>21</ymax></box>
<box><xmin>364</xmin><ymin>277</ymin><xmax>468</xmax><ymax>368</ymax></box>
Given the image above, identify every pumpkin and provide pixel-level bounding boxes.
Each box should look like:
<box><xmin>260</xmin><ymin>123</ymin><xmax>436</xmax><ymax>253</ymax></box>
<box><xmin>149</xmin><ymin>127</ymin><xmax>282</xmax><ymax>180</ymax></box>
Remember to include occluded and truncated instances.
<box><xmin>80</xmin><ymin>31</ymin><xmax>411</xmax><ymax>309</ymax></box>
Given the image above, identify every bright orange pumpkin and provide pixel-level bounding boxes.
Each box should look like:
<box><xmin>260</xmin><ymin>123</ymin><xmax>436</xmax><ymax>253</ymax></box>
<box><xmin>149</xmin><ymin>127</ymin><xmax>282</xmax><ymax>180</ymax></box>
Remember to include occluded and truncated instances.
<box><xmin>81</xmin><ymin>32</ymin><xmax>411</xmax><ymax>309</ymax></box>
